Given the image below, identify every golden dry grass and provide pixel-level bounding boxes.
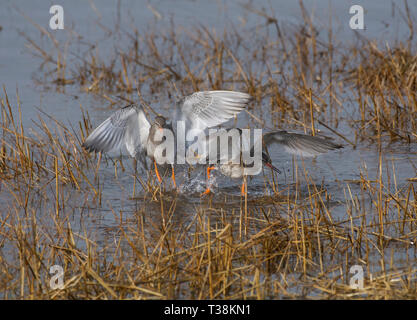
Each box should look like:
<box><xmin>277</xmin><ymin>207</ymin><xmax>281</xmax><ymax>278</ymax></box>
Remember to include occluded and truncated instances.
<box><xmin>1</xmin><ymin>2</ymin><xmax>416</xmax><ymax>299</ymax></box>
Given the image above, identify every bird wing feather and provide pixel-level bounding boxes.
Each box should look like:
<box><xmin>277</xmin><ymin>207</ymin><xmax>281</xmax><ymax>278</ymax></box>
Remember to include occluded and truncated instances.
<box><xmin>82</xmin><ymin>104</ymin><xmax>150</xmax><ymax>158</ymax></box>
<box><xmin>178</xmin><ymin>90</ymin><xmax>252</xmax><ymax>132</ymax></box>
<box><xmin>263</xmin><ymin>131</ymin><xmax>343</xmax><ymax>157</ymax></box>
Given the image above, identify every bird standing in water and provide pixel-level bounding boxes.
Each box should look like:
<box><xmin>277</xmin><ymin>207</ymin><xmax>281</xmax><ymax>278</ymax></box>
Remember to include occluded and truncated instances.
<box><xmin>82</xmin><ymin>90</ymin><xmax>343</xmax><ymax>196</ymax></box>
<box><xmin>200</xmin><ymin>128</ymin><xmax>343</xmax><ymax>196</ymax></box>
<box><xmin>82</xmin><ymin>90</ymin><xmax>252</xmax><ymax>188</ymax></box>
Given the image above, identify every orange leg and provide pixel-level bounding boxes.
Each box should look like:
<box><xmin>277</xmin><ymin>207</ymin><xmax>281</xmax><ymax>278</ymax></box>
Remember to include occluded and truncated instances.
<box><xmin>154</xmin><ymin>160</ymin><xmax>162</xmax><ymax>183</ymax></box>
<box><xmin>207</xmin><ymin>166</ymin><xmax>215</xmax><ymax>179</ymax></box>
<box><xmin>201</xmin><ymin>166</ymin><xmax>215</xmax><ymax>196</ymax></box>
<box><xmin>171</xmin><ymin>165</ymin><xmax>177</xmax><ymax>188</ymax></box>
<box><xmin>240</xmin><ymin>180</ymin><xmax>246</xmax><ymax>196</ymax></box>
<box><xmin>201</xmin><ymin>188</ymin><xmax>211</xmax><ymax>196</ymax></box>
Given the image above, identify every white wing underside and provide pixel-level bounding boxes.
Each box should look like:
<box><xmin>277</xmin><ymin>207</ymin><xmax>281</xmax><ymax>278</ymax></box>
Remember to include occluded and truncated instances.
<box><xmin>177</xmin><ymin>90</ymin><xmax>252</xmax><ymax>133</ymax></box>
<box><xmin>82</xmin><ymin>104</ymin><xmax>150</xmax><ymax>159</ymax></box>
<box><xmin>83</xmin><ymin>91</ymin><xmax>252</xmax><ymax>165</ymax></box>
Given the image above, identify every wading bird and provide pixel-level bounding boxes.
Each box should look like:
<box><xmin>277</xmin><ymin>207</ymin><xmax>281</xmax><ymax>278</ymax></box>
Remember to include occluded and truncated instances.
<box><xmin>82</xmin><ymin>90</ymin><xmax>252</xmax><ymax>187</ymax></box>
<box><xmin>200</xmin><ymin>128</ymin><xmax>343</xmax><ymax>196</ymax></box>
<box><xmin>82</xmin><ymin>90</ymin><xmax>343</xmax><ymax>196</ymax></box>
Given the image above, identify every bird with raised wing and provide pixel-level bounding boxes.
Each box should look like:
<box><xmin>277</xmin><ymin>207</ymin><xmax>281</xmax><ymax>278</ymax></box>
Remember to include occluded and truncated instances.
<box><xmin>82</xmin><ymin>90</ymin><xmax>252</xmax><ymax>187</ymax></box>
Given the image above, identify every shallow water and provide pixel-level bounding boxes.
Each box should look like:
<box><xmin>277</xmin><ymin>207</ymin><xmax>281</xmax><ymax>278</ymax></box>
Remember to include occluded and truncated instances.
<box><xmin>1</xmin><ymin>0</ymin><xmax>416</xmax><ymax>298</ymax></box>
<box><xmin>1</xmin><ymin>0</ymin><xmax>414</xmax><ymax>126</ymax></box>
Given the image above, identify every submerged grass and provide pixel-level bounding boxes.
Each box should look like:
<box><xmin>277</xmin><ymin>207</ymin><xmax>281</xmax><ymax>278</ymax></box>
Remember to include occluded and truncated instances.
<box><xmin>1</xmin><ymin>1</ymin><xmax>416</xmax><ymax>299</ymax></box>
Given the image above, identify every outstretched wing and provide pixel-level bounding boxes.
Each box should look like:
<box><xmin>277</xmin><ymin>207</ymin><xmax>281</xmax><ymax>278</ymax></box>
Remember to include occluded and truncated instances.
<box><xmin>263</xmin><ymin>131</ymin><xmax>343</xmax><ymax>157</ymax></box>
<box><xmin>82</xmin><ymin>104</ymin><xmax>151</xmax><ymax>158</ymax></box>
<box><xmin>177</xmin><ymin>90</ymin><xmax>252</xmax><ymax>132</ymax></box>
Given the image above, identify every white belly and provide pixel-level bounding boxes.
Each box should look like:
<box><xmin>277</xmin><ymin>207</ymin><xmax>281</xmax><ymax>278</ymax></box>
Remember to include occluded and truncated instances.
<box><xmin>219</xmin><ymin>163</ymin><xmax>244</xmax><ymax>179</ymax></box>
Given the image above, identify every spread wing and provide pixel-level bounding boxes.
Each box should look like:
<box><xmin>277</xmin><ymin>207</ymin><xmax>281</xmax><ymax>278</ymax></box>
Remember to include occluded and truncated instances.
<box><xmin>263</xmin><ymin>131</ymin><xmax>343</xmax><ymax>157</ymax></box>
<box><xmin>177</xmin><ymin>90</ymin><xmax>252</xmax><ymax>132</ymax></box>
<box><xmin>82</xmin><ymin>104</ymin><xmax>150</xmax><ymax>158</ymax></box>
